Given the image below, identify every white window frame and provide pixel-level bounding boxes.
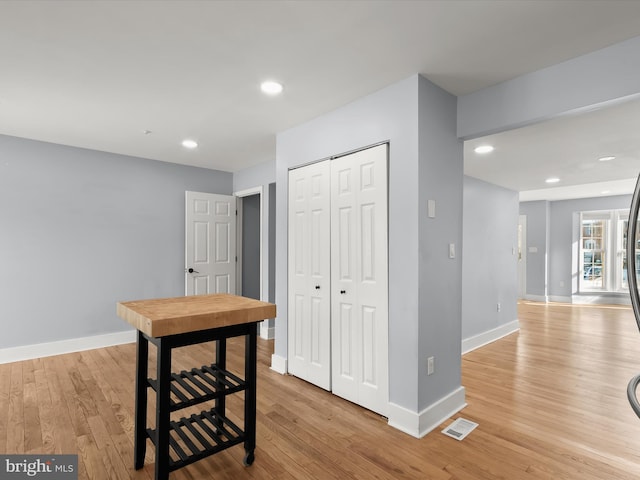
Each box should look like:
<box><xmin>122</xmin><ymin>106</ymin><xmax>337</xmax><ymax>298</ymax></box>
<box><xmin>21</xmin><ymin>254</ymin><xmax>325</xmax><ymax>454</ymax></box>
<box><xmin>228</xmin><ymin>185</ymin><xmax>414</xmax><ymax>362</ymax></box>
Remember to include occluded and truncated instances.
<box><xmin>579</xmin><ymin>209</ymin><xmax>630</xmax><ymax>294</ymax></box>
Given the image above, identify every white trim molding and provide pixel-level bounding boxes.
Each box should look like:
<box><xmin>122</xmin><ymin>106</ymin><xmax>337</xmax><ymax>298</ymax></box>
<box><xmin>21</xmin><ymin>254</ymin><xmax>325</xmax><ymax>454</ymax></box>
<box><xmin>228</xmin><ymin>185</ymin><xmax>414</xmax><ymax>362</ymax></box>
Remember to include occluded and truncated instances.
<box><xmin>462</xmin><ymin>320</ymin><xmax>520</xmax><ymax>355</ymax></box>
<box><xmin>387</xmin><ymin>386</ymin><xmax>466</xmax><ymax>438</ymax></box>
<box><xmin>524</xmin><ymin>294</ymin><xmax>548</xmax><ymax>303</ymax></box>
<box><xmin>260</xmin><ymin>320</ymin><xmax>275</xmax><ymax>340</ymax></box>
<box><xmin>548</xmin><ymin>295</ymin><xmax>572</xmax><ymax>303</ymax></box>
<box><xmin>0</xmin><ymin>329</ymin><xmax>136</xmax><ymax>365</ymax></box>
<box><xmin>571</xmin><ymin>294</ymin><xmax>631</xmax><ymax>305</ymax></box>
<box><xmin>270</xmin><ymin>353</ymin><xmax>287</xmax><ymax>374</ymax></box>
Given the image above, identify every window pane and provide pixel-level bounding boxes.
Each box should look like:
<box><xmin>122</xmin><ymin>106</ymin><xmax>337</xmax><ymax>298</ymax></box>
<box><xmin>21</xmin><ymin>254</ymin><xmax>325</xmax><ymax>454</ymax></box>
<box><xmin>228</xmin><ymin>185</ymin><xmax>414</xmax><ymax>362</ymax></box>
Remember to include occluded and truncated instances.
<box><xmin>580</xmin><ymin>218</ymin><xmax>606</xmax><ymax>291</ymax></box>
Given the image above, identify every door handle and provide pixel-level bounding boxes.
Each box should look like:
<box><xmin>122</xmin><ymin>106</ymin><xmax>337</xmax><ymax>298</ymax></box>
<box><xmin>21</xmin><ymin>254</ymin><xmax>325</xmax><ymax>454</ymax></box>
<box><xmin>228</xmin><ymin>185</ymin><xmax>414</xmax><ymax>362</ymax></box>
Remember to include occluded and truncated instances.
<box><xmin>340</xmin><ymin>290</ymin><xmax>346</xmax><ymax>294</ymax></box>
<box><xmin>315</xmin><ymin>285</ymin><xmax>321</xmax><ymax>290</ymax></box>
<box><xmin>186</xmin><ymin>268</ymin><xmax>199</xmax><ymax>274</ymax></box>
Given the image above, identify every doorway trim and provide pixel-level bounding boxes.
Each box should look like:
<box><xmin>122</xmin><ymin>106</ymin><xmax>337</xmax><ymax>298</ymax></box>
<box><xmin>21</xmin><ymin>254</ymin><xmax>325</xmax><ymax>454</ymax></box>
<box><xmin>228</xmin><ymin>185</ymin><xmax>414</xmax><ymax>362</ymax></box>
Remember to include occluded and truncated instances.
<box><xmin>234</xmin><ymin>186</ymin><xmax>270</xmax><ymax>339</ymax></box>
<box><xmin>518</xmin><ymin>214</ymin><xmax>527</xmax><ymax>299</ymax></box>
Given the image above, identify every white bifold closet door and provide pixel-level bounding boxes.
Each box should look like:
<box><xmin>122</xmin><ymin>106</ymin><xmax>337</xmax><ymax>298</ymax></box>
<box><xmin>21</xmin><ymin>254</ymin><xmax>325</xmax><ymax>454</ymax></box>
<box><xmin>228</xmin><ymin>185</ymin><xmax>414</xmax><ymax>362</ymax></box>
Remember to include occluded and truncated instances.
<box><xmin>330</xmin><ymin>145</ymin><xmax>388</xmax><ymax>416</ymax></box>
<box><xmin>288</xmin><ymin>160</ymin><xmax>332</xmax><ymax>390</ymax></box>
<box><xmin>287</xmin><ymin>144</ymin><xmax>388</xmax><ymax>416</ymax></box>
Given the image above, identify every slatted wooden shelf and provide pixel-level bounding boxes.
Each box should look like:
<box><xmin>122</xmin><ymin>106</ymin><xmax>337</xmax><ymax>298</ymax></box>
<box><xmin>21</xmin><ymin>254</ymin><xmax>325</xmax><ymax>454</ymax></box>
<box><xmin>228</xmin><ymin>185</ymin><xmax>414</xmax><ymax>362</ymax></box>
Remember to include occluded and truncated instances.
<box><xmin>147</xmin><ymin>364</ymin><xmax>246</xmax><ymax>411</ymax></box>
<box><xmin>146</xmin><ymin>410</ymin><xmax>245</xmax><ymax>471</ymax></box>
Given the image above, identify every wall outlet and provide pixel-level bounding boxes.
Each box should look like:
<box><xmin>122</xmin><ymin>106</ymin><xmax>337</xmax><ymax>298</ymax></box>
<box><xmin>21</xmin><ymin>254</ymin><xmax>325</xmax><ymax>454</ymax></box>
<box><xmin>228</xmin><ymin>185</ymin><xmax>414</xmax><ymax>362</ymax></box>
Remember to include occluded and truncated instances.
<box><xmin>427</xmin><ymin>356</ymin><xmax>435</xmax><ymax>375</ymax></box>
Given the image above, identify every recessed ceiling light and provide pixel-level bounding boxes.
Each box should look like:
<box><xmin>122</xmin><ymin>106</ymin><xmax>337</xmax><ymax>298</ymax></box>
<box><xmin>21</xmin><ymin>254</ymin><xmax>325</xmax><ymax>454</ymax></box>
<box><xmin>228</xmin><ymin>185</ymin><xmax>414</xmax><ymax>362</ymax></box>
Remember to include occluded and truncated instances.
<box><xmin>260</xmin><ymin>81</ymin><xmax>283</xmax><ymax>95</ymax></box>
<box><xmin>545</xmin><ymin>177</ymin><xmax>560</xmax><ymax>184</ymax></box>
<box><xmin>598</xmin><ymin>156</ymin><xmax>616</xmax><ymax>162</ymax></box>
<box><xmin>474</xmin><ymin>145</ymin><xmax>494</xmax><ymax>154</ymax></box>
<box><xmin>182</xmin><ymin>139</ymin><xmax>198</xmax><ymax>149</ymax></box>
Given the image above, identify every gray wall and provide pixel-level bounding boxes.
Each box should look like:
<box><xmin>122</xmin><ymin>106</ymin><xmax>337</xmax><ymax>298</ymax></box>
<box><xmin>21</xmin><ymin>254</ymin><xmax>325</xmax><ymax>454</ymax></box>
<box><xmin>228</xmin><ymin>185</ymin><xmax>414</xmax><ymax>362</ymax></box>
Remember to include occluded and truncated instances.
<box><xmin>417</xmin><ymin>75</ymin><xmax>464</xmax><ymax>408</ymax></box>
<box><xmin>0</xmin><ymin>134</ymin><xmax>232</xmax><ymax>348</ymax></box>
<box><xmin>519</xmin><ymin>200</ymin><xmax>550</xmax><ymax>299</ymax></box>
<box><xmin>275</xmin><ymin>74</ymin><xmax>463</xmax><ymax>415</ymax></box>
<box><xmin>233</xmin><ymin>160</ymin><xmax>275</xmax><ymax>192</ymax></box>
<box><xmin>462</xmin><ymin>176</ymin><xmax>518</xmax><ymax>341</ymax></box>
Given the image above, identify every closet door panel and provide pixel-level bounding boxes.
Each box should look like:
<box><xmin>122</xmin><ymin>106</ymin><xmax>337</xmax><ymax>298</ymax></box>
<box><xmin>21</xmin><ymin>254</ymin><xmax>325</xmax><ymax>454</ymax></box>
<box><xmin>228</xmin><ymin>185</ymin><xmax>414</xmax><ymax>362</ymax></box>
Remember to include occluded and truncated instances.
<box><xmin>288</xmin><ymin>161</ymin><xmax>331</xmax><ymax>390</ymax></box>
<box><xmin>362</xmin><ymin>305</ymin><xmax>377</xmax><ymax>386</ymax></box>
<box><xmin>331</xmin><ymin>157</ymin><xmax>359</xmax><ymax>402</ymax></box>
<box><xmin>356</xmin><ymin>147</ymin><xmax>389</xmax><ymax>415</ymax></box>
<box><xmin>331</xmin><ymin>144</ymin><xmax>388</xmax><ymax>416</ymax></box>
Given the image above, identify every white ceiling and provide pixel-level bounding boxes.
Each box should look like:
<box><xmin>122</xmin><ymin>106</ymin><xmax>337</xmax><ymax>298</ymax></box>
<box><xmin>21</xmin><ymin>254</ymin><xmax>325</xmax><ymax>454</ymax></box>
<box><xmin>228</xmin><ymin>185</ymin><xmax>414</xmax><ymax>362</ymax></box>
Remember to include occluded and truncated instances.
<box><xmin>465</xmin><ymin>96</ymin><xmax>640</xmax><ymax>201</ymax></box>
<box><xmin>2</xmin><ymin>1</ymin><xmax>640</xmax><ymax>200</ymax></box>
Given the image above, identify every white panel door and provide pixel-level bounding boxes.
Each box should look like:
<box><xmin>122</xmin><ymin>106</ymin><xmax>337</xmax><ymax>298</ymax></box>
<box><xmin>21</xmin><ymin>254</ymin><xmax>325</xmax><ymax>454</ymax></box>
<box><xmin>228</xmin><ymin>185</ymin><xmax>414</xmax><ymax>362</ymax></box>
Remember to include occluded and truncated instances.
<box><xmin>287</xmin><ymin>161</ymin><xmax>332</xmax><ymax>390</ymax></box>
<box><xmin>185</xmin><ymin>191</ymin><xmax>237</xmax><ymax>295</ymax></box>
<box><xmin>331</xmin><ymin>144</ymin><xmax>388</xmax><ymax>416</ymax></box>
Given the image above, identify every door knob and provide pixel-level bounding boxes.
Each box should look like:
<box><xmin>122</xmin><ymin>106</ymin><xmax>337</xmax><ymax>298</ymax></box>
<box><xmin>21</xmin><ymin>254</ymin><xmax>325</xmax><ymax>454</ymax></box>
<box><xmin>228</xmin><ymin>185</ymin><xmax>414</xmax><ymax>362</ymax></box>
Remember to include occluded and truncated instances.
<box><xmin>315</xmin><ymin>285</ymin><xmax>321</xmax><ymax>290</ymax></box>
<box><xmin>340</xmin><ymin>290</ymin><xmax>346</xmax><ymax>294</ymax></box>
<box><xmin>186</xmin><ymin>267</ymin><xmax>199</xmax><ymax>274</ymax></box>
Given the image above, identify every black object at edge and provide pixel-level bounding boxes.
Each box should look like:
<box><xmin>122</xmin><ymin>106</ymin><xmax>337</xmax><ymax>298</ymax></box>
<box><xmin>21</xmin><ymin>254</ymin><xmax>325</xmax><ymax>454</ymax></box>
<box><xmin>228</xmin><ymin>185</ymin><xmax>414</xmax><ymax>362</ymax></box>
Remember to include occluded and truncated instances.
<box><xmin>626</xmin><ymin>172</ymin><xmax>640</xmax><ymax>418</ymax></box>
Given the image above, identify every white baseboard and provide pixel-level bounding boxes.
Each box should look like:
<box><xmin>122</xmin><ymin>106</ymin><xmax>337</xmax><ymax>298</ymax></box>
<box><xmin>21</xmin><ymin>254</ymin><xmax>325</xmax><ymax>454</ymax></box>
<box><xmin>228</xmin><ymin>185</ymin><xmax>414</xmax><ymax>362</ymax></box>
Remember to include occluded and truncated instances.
<box><xmin>387</xmin><ymin>386</ymin><xmax>466</xmax><ymax>438</ymax></box>
<box><xmin>0</xmin><ymin>329</ymin><xmax>137</xmax><ymax>365</ymax></box>
<box><xmin>571</xmin><ymin>295</ymin><xmax>631</xmax><ymax>305</ymax></box>
<box><xmin>260</xmin><ymin>320</ymin><xmax>275</xmax><ymax>340</ymax></box>
<box><xmin>270</xmin><ymin>353</ymin><xmax>287</xmax><ymax>374</ymax></box>
<box><xmin>548</xmin><ymin>295</ymin><xmax>572</xmax><ymax>303</ymax></box>
<box><xmin>524</xmin><ymin>294</ymin><xmax>548</xmax><ymax>302</ymax></box>
<box><xmin>462</xmin><ymin>320</ymin><xmax>520</xmax><ymax>355</ymax></box>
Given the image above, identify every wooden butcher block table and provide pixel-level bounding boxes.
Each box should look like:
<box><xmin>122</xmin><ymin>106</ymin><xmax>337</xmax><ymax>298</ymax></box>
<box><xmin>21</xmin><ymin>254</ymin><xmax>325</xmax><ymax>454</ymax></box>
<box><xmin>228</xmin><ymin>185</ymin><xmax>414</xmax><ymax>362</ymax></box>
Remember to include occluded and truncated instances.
<box><xmin>117</xmin><ymin>293</ymin><xmax>276</xmax><ymax>480</ymax></box>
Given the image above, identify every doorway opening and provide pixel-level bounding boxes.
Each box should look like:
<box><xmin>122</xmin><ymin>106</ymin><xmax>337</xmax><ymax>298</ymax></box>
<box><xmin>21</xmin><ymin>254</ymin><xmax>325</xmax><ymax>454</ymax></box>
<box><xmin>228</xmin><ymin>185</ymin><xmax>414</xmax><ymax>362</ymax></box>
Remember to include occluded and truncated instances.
<box><xmin>235</xmin><ymin>185</ymin><xmax>275</xmax><ymax>339</ymax></box>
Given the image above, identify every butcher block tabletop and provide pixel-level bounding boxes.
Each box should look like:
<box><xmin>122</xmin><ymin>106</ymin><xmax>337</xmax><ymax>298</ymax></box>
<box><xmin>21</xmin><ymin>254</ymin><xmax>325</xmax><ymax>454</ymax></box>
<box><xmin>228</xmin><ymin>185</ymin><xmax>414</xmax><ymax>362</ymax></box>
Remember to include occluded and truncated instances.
<box><xmin>117</xmin><ymin>293</ymin><xmax>276</xmax><ymax>337</ymax></box>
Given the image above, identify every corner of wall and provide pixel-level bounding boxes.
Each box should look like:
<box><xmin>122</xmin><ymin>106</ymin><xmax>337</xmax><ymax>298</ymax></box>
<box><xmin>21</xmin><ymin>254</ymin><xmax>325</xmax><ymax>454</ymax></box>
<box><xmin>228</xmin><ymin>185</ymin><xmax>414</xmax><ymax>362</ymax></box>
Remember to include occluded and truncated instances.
<box><xmin>270</xmin><ymin>353</ymin><xmax>287</xmax><ymax>374</ymax></box>
<box><xmin>260</xmin><ymin>320</ymin><xmax>275</xmax><ymax>340</ymax></box>
<box><xmin>387</xmin><ymin>386</ymin><xmax>466</xmax><ymax>438</ymax></box>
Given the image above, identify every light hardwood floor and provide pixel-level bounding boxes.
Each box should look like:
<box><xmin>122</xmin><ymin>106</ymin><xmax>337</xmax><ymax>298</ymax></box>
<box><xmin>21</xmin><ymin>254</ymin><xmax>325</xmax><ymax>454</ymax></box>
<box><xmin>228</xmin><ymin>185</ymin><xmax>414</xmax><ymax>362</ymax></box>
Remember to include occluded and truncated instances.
<box><xmin>2</xmin><ymin>301</ymin><xmax>640</xmax><ymax>479</ymax></box>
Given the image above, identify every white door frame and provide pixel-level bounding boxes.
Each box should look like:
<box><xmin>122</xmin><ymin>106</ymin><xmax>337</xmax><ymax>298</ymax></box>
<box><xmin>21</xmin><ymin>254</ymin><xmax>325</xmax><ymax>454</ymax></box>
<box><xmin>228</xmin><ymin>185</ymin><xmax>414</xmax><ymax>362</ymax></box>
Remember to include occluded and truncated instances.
<box><xmin>518</xmin><ymin>214</ymin><xmax>527</xmax><ymax>299</ymax></box>
<box><xmin>234</xmin><ymin>186</ymin><xmax>270</xmax><ymax>339</ymax></box>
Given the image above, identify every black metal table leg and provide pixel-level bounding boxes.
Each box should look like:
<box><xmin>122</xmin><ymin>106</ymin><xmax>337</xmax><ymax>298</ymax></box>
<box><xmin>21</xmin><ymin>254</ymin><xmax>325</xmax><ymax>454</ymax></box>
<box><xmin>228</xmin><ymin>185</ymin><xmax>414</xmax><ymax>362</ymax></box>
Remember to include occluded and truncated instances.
<box><xmin>134</xmin><ymin>331</ymin><xmax>148</xmax><ymax>469</ymax></box>
<box><xmin>243</xmin><ymin>324</ymin><xmax>257</xmax><ymax>466</ymax></box>
<box><xmin>155</xmin><ymin>339</ymin><xmax>172</xmax><ymax>480</ymax></box>
<box><xmin>215</xmin><ymin>338</ymin><xmax>227</xmax><ymax>421</ymax></box>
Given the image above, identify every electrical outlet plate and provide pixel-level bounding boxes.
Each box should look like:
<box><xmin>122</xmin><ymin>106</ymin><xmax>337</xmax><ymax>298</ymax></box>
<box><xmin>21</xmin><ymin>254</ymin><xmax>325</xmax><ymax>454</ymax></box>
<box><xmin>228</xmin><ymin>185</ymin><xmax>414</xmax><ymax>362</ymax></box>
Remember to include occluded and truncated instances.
<box><xmin>427</xmin><ymin>356</ymin><xmax>434</xmax><ymax>375</ymax></box>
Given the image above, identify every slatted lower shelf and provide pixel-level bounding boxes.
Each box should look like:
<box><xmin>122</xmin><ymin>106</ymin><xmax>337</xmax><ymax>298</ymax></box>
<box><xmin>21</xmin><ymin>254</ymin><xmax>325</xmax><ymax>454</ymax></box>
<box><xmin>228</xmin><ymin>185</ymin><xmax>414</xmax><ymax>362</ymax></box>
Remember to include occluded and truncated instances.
<box><xmin>148</xmin><ymin>364</ymin><xmax>246</xmax><ymax>411</ymax></box>
<box><xmin>147</xmin><ymin>409</ymin><xmax>246</xmax><ymax>471</ymax></box>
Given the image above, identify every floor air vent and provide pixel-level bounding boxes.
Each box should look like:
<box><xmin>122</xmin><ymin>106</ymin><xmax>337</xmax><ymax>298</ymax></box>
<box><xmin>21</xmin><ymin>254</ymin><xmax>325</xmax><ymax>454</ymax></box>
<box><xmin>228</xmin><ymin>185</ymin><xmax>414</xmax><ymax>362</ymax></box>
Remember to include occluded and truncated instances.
<box><xmin>441</xmin><ymin>418</ymin><xmax>478</xmax><ymax>441</ymax></box>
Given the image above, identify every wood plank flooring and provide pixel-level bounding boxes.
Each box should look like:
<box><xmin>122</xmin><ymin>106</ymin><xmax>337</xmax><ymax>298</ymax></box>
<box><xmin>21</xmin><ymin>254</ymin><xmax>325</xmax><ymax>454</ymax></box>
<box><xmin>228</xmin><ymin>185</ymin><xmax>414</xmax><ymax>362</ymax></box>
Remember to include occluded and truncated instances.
<box><xmin>2</xmin><ymin>301</ymin><xmax>640</xmax><ymax>479</ymax></box>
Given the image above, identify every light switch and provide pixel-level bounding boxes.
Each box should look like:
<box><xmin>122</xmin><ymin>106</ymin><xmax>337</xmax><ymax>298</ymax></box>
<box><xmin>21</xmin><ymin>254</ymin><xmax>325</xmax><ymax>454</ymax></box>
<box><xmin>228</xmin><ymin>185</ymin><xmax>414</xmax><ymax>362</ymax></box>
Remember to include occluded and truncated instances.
<box><xmin>449</xmin><ymin>243</ymin><xmax>455</xmax><ymax>259</ymax></box>
<box><xmin>428</xmin><ymin>199</ymin><xmax>436</xmax><ymax>218</ymax></box>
